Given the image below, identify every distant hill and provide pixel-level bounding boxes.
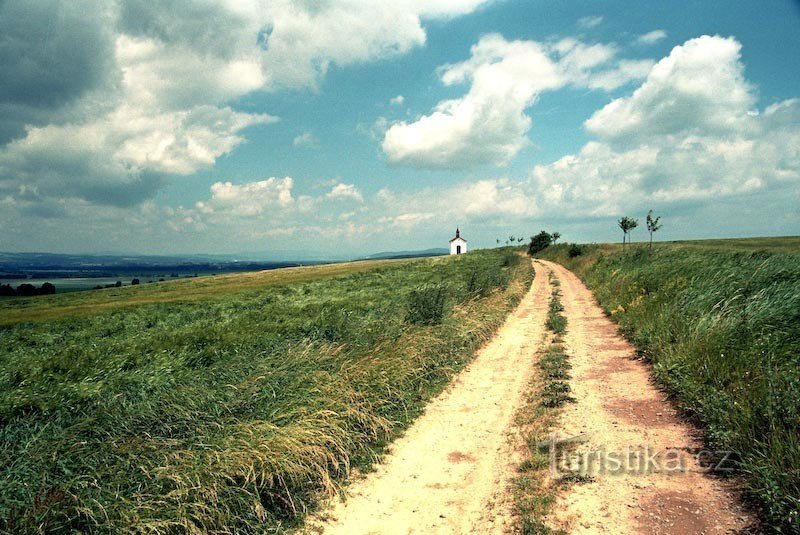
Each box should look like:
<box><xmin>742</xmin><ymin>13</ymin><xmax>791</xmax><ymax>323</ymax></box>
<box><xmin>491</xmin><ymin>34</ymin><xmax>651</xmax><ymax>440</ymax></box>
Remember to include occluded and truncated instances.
<box><xmin>0</xmin><ymin>252</ymin><xmax>316</xmax><ymax>279</ymax></box>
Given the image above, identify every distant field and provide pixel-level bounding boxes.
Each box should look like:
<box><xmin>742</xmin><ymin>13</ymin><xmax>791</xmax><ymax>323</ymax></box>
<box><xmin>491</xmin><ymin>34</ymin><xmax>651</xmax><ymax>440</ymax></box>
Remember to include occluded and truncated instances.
<box><xmin>539</xmin><ymin>236</ymin><xmax>800</xmax><ymax>532</ymax></box>
<box><xmin>0</xmin><ymin>258</ymin><xmax>417</xmax><ymax>326</ymax></box>
<box><xmin>0</xmin><ymin>249</ymin><xmax>532</xmax><ymax>532</ymax></box>
<box><xmin>660</xmin><ymin>235</ymin><xmax>800</xmax><ymax>252</ymax></box>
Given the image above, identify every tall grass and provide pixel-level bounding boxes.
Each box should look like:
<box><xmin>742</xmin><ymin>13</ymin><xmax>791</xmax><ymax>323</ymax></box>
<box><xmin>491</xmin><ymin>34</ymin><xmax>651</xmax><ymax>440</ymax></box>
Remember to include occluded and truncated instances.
<box><xmin>540</xmin><ymin>242</ymin><xmax>800</xmax><ymax>532</ymax></box>
<box><xmin>0</xmin><ymin>250</ymin><xmax>532</xmax><ymax>532</ymax></box>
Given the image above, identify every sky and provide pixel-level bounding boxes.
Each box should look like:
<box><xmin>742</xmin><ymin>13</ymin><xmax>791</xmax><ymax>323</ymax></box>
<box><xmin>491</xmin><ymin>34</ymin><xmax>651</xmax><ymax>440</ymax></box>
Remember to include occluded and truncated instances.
<box><xmin>0</xmin><ymin>0</ymin><xmax>799</xmax><ymax>258</ymax></box>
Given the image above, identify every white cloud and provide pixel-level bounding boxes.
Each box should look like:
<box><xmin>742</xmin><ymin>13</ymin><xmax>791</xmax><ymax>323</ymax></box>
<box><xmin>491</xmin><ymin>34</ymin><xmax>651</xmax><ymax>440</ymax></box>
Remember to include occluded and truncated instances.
<box><xmin>586</xmin><ymin>36</ymin><xmax>755</xmax><ymax>143</ymax></box>
<box><xmin>293</xmin><ymin>132</ymin><xmax>317</xmax><ymax>147</ymax></box>
<box><xmin>380</xmin><ymin>35</ymin><xmax>800</xmax><ymax>226</ymax></box>
<box><xmin>327</xmin><ymin>182</ymin><xmax>364</xmax><ymax>202</ymax></box>
<box><xmin>380</xmin><ymin>212</ymin><xmax>435</xmax><ymax>229</ymax></box>
<box><xmin>578</xmin><ymin>16</ymin><xmax>604</xmax><ymax>29</ymax></box>
<box><xmin>390</xmin><ymin>95</ymin><xmax>405</xmax><ymax>106</ymax></box>
<box><xmin>203</xmin><ymin>177</ymin><xmax>295</xmax><ymax>216</ymax></box>
<box><xmin>529</xmin><ymin>35</ymin><xmax>800</xmax><ymax>215</ymax></box>
<box><xmin>0</xmin><ymin>0</ymin><xmax>491</xmax><ymax>209</ymax></box>
<box><xmin>0</xmin><ymin>106</ymin><xmax>274</xmax><ymax>206</ymax></box>
<box><xmin>253</xmin><ymin>0</ymin><xmax>493</xmax><ymax>91</ymax></box>
<box><xmin>382</xmin><ymin>34</ymin><xmax>652</xmax><ymax>168</ymax></box>
<box><xmin>636</xmin><ymin>30</ymin><xmax>667</xmax><ymax>45</ymax></box>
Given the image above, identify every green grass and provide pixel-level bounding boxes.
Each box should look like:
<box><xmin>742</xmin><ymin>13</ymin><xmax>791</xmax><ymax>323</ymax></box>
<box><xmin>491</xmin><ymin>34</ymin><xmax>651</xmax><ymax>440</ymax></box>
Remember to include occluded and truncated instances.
<box><xmin>0</xmin><ymin>249</ymin><xmax>532</xmax><ymax>533</ymax></box>
<box><xmin>512</xmin><ymin>275</ymin><xmax>573</xmax><ymax>534</ymax></box>
<box><xmin>538</xmin><ymin>237</ymin><xmax>800</xmax><ymax>532</ymax></box>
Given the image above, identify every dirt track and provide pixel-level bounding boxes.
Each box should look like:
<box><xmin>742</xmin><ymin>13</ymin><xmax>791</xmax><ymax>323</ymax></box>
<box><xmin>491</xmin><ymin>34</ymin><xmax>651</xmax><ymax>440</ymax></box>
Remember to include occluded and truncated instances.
<box><xmin>310</xmin><ymin>261</ymin><xmax>753</xmax><ymax>534</ymax></box>
<box><xmin>537</xmin><ymin>260</ymin><xmax>753</xmax><ymax>534</ymax></box>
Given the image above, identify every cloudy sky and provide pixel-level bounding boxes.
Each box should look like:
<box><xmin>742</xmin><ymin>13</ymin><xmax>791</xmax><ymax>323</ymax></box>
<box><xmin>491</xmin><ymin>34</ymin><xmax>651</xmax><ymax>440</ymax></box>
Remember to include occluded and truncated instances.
<box><xmin>1</xmin><ymin>0</ymin><xmax>798</xmax><ymax>257</ymax></box>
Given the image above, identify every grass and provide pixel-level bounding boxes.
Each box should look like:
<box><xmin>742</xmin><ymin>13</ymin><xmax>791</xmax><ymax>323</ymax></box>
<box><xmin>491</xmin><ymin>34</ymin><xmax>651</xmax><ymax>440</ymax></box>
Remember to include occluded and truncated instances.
<box><xmin>538</xmin><ymin>237</ymin><xmax>800</xmax><ymax>532</ymax></box>
<box><xmin>0</xmin><ymin>258</ymin><xmax>420</xmax><ymax>326</ymax></box>
<box><xmin>0</xmin><ymin>248</ymin><xmax>533</xmax><ymax>533</ymax></box>
<box><xmin>513</xmin><ymin>273</ymin><xmax>574</xmax><ymax>534</ymax></box>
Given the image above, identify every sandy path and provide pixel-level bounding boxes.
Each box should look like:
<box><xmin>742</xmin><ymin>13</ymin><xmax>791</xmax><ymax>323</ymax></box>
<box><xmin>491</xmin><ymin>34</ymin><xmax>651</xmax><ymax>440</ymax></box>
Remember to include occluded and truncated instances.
<box><xmin>538</xmin><ymin>260</ymin><xmax>753</xmax><ymax>534</ymax></box>
<box><xmin>310</xmin><ymin>263</ymin><xmax>552</xmax><ymax>534</ymax></box>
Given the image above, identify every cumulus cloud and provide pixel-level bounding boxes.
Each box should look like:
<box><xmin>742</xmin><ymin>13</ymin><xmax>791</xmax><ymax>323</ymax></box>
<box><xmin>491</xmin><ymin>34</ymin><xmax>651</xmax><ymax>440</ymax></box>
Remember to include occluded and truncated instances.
<box><xmin>0</xmin><ymin>0</ymin><xmax>490</xmax><ymax>210</ymax></box>
<box><xmin>201</xmin><ymin>177</ymin><xmax>295</xmax><ymax>216</ymax></box>
<box><xmin>327</xmin><ymin>183</ymin><xmax>364</xmax><ymax>202</ymax></box>
<box><xmin>390</xmin><ymin>95</ymin><xmax>405</xmax><ymax>106</ymax></box>
<box><xmin>382</xmin><ymin>34</ymin><xmax>653</xmax><ymax>168</ymax></box>
<box><xmin>636</xmin><ymin>30</ymin><xmax>667</xmax><ymax>45</ymax></box>
<box><xmin>381</xmin><ymin>35</ymin><xmax>800</xmax><ymax>227</ymax></box>
<box><xmin>0</xmin><ymin>106</ymin><xmax>274</xmax><ymax>206</ymax></box>
<box><xmin>586</xmin><ymin>36</ymin><xmax>755</xmax><ymax>143</ymax></box>
<box><xmin>530</xmin><ymin>35</ymin><xmax>800</xmax><ymax>215</ymax></box>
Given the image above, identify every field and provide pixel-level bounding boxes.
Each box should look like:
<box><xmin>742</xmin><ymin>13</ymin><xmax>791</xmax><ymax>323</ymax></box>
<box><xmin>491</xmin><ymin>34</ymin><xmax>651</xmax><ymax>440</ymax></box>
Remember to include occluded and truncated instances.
<box><xmin>537</xmin><ymin>238</ymin><xmax>800</xmax><ymax>532</ymax></box>
<box><xmin>0</xmin><ymin>249</ymin><xmax>533</xmax><ymax>532</ymax></box>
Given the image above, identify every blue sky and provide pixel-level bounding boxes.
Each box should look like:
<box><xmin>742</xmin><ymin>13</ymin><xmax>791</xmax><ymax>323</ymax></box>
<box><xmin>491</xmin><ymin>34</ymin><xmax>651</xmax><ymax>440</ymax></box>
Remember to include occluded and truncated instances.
<box><xmin>1</xmin><ymin>0</ymin><xmax>798</xmax><ymax>257</ymax></box>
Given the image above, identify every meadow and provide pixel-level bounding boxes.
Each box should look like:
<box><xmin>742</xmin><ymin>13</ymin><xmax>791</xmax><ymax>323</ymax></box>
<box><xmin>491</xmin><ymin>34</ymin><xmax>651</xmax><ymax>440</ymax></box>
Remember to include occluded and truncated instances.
<box><xmin>538</xmin><ymin>239</ymin><xmax>800</xmax><ymax>532</ymax></box>
<box><xmin>0</xmin><ymin>249</ymin><xmax>532</xmax><ymax>532</ymax></box>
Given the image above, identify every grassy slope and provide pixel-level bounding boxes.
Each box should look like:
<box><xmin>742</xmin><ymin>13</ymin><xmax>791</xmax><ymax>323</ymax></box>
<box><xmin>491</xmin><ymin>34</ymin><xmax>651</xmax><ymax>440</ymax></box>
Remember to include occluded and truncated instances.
<box><xmin>538</xmin><ymin>238</ymin><xmax>800</xmax><ymax>532</ymax></box>
<box><xmin>0</xmin><ymin>249</ymin><xmax>532</xmax><ymax>533</ymax></box>
<box><xmin>0</xmin><ymin>258</ymin><xmax>419</xmax><ymax>326</ymax></box>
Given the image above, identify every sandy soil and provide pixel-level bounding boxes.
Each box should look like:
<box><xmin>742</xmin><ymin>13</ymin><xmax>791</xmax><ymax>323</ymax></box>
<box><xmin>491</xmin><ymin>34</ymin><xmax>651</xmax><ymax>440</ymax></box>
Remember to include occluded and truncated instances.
<box><xmin>308</xmin><ymin>263</ymin><xmax>553</xmax><ymax>534</ymax></box>
<box><xmin>308</xmin><ymin>260</ymin><xmax>754</xmax><ymax>534</ymax></box>
<box><xmin>538</xmin><ymin>260</ymin><xmax>754</xmax><ymax>534</ymax></box>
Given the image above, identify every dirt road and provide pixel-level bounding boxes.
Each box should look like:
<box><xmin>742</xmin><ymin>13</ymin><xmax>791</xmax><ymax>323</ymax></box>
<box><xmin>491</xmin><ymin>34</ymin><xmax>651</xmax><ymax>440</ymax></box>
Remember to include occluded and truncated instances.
<box><xmin>310</xmin><ymin>261</ymin><xmax>752</xmax><ymax>534</ymax></box>
<box><xmin>538</xmin><ymin>260</ymin><xmax>752</xmax><ymax>534</ymax></box>
<box><xmin>310</xmin><ymin>263</ymin><xmax>553</xmax><ymax>533</ymax></box>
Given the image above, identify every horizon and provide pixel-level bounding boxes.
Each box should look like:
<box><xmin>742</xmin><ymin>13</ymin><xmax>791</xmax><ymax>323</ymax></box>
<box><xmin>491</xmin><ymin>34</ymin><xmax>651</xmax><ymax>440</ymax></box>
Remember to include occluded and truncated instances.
<box><xmin>1</xmin><ymin>1</ymin><xmax>799</xmax><ymax>256</ymax></box>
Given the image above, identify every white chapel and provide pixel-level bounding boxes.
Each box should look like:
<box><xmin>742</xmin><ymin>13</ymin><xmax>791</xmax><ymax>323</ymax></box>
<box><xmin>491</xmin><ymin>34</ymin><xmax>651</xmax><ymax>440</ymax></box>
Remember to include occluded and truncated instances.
<box><xmin>449</xmin><ymin>228</ymin><xmax>468</xmax><ymax>255</ymax></box>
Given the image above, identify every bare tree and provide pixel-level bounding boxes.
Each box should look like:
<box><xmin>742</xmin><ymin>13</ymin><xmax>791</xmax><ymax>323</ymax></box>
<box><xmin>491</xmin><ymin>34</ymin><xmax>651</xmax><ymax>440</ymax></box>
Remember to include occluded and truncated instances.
<box><xmin>646</xmin><ymin>210</ymin><xmax>663</xmax><ymax>253</ymax></box>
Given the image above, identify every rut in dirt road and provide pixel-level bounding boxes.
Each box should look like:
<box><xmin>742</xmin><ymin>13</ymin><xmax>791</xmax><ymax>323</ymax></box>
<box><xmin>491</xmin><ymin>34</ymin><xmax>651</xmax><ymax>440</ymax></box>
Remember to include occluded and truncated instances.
<box><xmin>310</xmin><ymin>263</ymin><xmax>552</xmax><ymax>534</ymax></box>
<box><xmin>537</xmin><ymin>260</ymin><xmax>753</xmax><ymax>534</ymax></box>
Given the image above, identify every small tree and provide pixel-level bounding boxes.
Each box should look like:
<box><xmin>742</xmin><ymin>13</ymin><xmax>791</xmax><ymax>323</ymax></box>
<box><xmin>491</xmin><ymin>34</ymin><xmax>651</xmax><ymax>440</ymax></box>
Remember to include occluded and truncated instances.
<box><xmin>617</xmin><ymin>217</ymin><xmax>638</xmax><ymax>250</ymax></box>
<box><xmin>528</xmin><ymin>230</ymin><xmax>552</xmax><ymax>256</ymax></box>
<box><xmin>646</xmin><ymin>210</ymin><xmax>662</xmax><ymax>253</ymax></box>
<box><xmin>131</xmin><ymin>278</ymin><xmax>141</xmax><ymax>285</ymax></box>
<box><xmin>552</xmin><ymin>232</ymin><xmax>561</xmax><ymax>245</ymax></box>
<box><xmin>39</xmin><ymin>282</ymin><xmax>56</xmax><ymax>295</ymax></box>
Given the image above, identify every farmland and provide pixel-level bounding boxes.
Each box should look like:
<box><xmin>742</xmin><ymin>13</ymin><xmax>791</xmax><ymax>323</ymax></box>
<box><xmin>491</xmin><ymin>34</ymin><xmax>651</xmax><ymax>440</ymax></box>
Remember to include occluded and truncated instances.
<box><xmin>0</xmin><ymin>249</ymin><xmax>532</xmax><ymax>532</ymax></box>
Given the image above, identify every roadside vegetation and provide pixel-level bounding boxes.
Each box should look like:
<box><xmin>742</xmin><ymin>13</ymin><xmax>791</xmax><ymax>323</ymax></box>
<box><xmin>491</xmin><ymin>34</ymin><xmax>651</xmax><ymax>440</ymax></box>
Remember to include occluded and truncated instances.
<box><xmin>0</xmin><ymin>249</ymin><xmax>532</xmax><ymax>533</ymax></box>
<box><xmin>513</xmin><ymin>270</ymin><xmax>575</xmax><ymax>534</ymax></box>
<box><xmin>537</xmin><ymin>239</ymin><xmax>800</xmax><ymax>532</ymax></box>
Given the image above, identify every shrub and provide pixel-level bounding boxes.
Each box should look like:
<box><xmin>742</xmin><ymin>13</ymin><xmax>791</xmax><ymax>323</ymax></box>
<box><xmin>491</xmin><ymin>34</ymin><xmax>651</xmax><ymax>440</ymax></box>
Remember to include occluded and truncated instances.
<box><xmin>568</xmin><ymin>244</ymin><xmax>584</xmax><ymax>258</ymax></box>
<box><xmin>14</xmin><ymin>283</ymin><xmax>37</xmax><ymax>296</ymax></box>
<box><xmin>40</xmin><ymin>282</ymin><xmax>56</xmax><ymax>295</ymax></box>
<box><xmin>406</xmin><ymin>283</ymin><xmax>448</xmax><ymax>325</ymax></box>
<box><xmin>466</xmin><ymin>268</ymin><xmax>508</xmax><ymax>297</ymax></box>
<box><xmin>528</xmin><ymin>231</ymin><xmax>552</xmax><ymax>256</ymax></box>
